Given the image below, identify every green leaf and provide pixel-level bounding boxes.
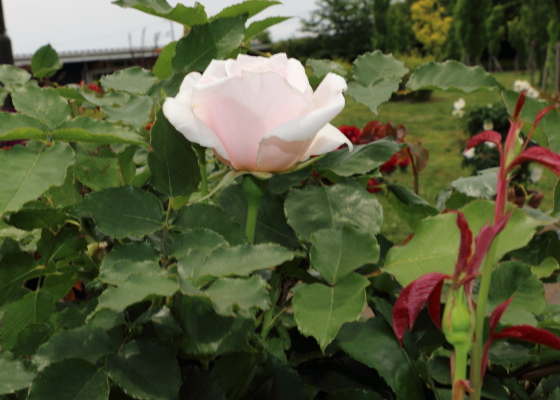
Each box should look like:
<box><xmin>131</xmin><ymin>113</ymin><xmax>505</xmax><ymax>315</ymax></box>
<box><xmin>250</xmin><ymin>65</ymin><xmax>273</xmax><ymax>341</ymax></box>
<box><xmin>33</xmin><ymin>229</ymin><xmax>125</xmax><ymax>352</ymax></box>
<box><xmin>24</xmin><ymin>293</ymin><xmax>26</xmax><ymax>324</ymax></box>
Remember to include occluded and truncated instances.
<box><xmin>117</xmin><ymin>146</ymin><xmax>137</xmax><ymax>185</ymax></box>
<box><xmin>153</xmin><ymin>41</ymin><xmax>177</xmax><ymax>80</ymax></box>
<box><xmin>352</xmin><ymin>51</ymin><xmax>408</xmax><ymax>85</ymax></box>
<box><xmin>487</xmin><ymin>261</ymin><xmax>547</xmax><ymax>326</ymax></box>
<box><xmin>451</xmin><ymin>167</ymin><xmax>498</xmax><ymax>199</ymax></box>
<box><xmin>292</xmin><ymin>273</ymin><xmax>369</xmax><ymax>350</ymax></box>
<box><xmin>170</xmin><ymin>229</ymin><xmax>228</xmax><ymax>281</ymax></box>
<box><xmin>337</xmin><ymin>318</ymin><xmax>424</xmax><ymax>400</ymax></box>
<box><xmin>11</xmin><ymin>323</ymin><xmax>52</xmax><ymax>358</ymax></box>
<box><xmin>532</xmin><ymin>257</ymin><xmax>559</xmax><ymax>280</ymax></box>
<box><xmin>211</xmin><ymin>0</ymin><xmax>280</xmax><ymax>20</ymax></box>
<box><xmin>70</xmin><ymin>143</ymin><xmax>121</xmax><ymax>191</ymax></box>
<box><xmin>244</xmin><ymin>17</ymin><xmax>290</xmax><ymax>41</ymax></box>
<box><xmin>113</xmin><ymin>1</ymin><xmax>208</xmax><ymax>27</ymax></box>
<box><xmin>503</xmin><ymin>90</ymin><xmax>560</xmax><ymax>153</ymax></box>
<box><xmin>0</xmin><ymin>142</ymin><xmax>74</xmax><ymax>217</ymax></box>
<box><xmin>37</xmin><ymin>227</ymin><xmax>87</xmax><ymax>269</ymax></box>
<box><xmin>31</xmin><ymin>44</ymin><xmax>63</xmax><ymax>79</ymax></box>
<box><xmin>106</xmin><ymin>340</ymin><xmax>180</xmax><ymax>400</ymax></box>
<box><xmin>181</xmin><ymin>366</ymin><xmax>227</xmax><ymax>400</ymax></box>
<box><xmin>172</xmin><ymin>203</ymin><xmax>246</xmax><ymax>245</ymax></box>
<box><xmin>306</xmin><ymin>59</ymin><xmax>347</xmax><ymax>78</ymax></box>
<box><xmin>42</xmin><ymin>267</ymin><xmax>80</xmax><ymax>302</ymax></box>
<box><xmin>102</xmin><ymin>95</ymin><xmax>153</xmax><ymax>128</ymax></box>
<box><xmin>0</xmin><ymin>252</ymin><xmax>42</xmax><ymax>306</ymax></box>
<box><xmin>384</xmin><ymin>200</ymin><xmax>542</xmax><ymax>286</ymax></box>
<box><xmin>100</xmin><ymin>242</ymin><xmax>160</xmax><ymax>276</ymax></box>
<box><xmin>0</xmin><ymin>113</ymin><xmax>48</xmax><ymax>141</ymax></box>
<box><xmin>347</xmin><ymin>77</ymin><xmax>400</xmax><ymax>115</ymax></box>
<box><xmin>12</xmin><ymin>85</ymin><xmax>71</xmax><ymax>130</ymax></box>
<box><xmin>174</xmin><ymin>296</ymin><xmax>255</xmax><ymax>356</ymax></box>
<box><xmin>285</xmin><ymin>179</ymin><xmax>384</xmax><ymax>240</ymax></box>
<box><xmin>406</xmin><ymin>61</ymin><xmax>504</xmax><ymax>92</ymax></box>
<box><xmin>1</xmin><ymin>291</ymin><xmax>55</xmax><ymax>351</ymax></box>
<box><xmin>315</xmin><ymin>138</ymin><xmax>403</xmax><ymax>177</ymax></box>
<box><xmin>73</xmin><ymin>186</ymin><xmax>165</xmax><ymax>239</ymax></box>
<box><xmin>56</xmin><ymin>87</ymin><xmax>87</xmax><ymax>106</ymax></box>
<box><xmin>310</xmin><ymin>226</ymin><xmax>379</xmax><ymax>285</ymax></box>
<box><xmin>33</xmin><ymin>325</ymin><xmax>113</xmax><ymax>371</ymax></box>
<box><xmin>487</xmin><ymin>342</ymin><xmax>532</xmax><ymax>372</ymax></box>
<box><xmin>172</xmin><ymin>16</ymin><xmax>247</xmax><ymax>73</ymax></box>
<box><xmin>246</xmin><ymin>357</ymin><xmax>308</xmax><ymax>400</ymax></box>
<box><xmin>100</xmin><ymin>67</ymin><xmax>157</xmax><ymax>95</ymax></box>
<box><xmin>53</xmin><ymin>117</ymin><xmax>146</xmax><ymax>145</ymax></box>
<box><xmin>0</xmin><ymin>64</ymin><xmax>31</xmax><ymax>89</ymax></box>
<box><xmin>327</xmin><ymin>389</ymin><xmax>383</xmax><ymax>400</ymax></box>
<box><xmin>148</xmin><ymin>108</ymin><xmax>201</xmax><ymax>197</ymax></box>
<box><xmin>27</xmin><ymin>359</ymin><xmax>109</xmax><ymax>400</ymax></box>
<box><xmin>205</xmin><ymin>276</ymin><xmax>270</xmax><ymax>316</ymax></box>
<box><xmin>0</xmin><ymin>354</ymin><xmax>35</xmax><ymax>395</ymax></box>
<box><xmin>7</xmin><ymin>201</ymin><xmax>66</xmax><ymax>231</ymax></box>
<box><xmin>386</xmin><ymin>185</ymin><xmax>439</xmax><ymax>231</ymax></box>
<box><xmin>196</xmin><ymin>243</ymin><xmax>293</xmax><ymax>284</ymax></box>
<box><xmin>45</xmin><ymin>173</ymin><xmax>82</xmax><ymax>209</ymax></box>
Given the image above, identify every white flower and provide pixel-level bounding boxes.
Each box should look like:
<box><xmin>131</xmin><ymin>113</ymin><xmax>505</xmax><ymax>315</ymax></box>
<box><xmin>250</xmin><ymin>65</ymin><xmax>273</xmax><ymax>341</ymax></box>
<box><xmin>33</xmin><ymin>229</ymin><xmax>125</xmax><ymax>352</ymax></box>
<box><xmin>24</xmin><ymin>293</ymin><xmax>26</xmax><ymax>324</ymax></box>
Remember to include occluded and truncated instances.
<box><xmin>527</xmin><ymin>87</ymin><xmax>540</xmax><ymax>99</ymax></box>
<box><xmin>530</xmin><ymin>166</ymin><xmax>543</xmax><ymax>183</ymax></box>
<box><xmin>513</xmin><ymin>80</ymin><xmax>531</xmax><ymax>92</ymax></box>
<box><xmin>487</xmin><ymin>103</ymin><xmax>493</xmax><ymax>108</ymax></box>
<box><xmin>454</xmin><ymin>98</ymin><xmax>465</xmax><ymax>110</ymax></box>
<box><xmin>483</xmin><ymin>120</ymin><xmax>494</xmax><ymax>131</ymax></box>
<box><xmin>452</xmin><ymin>109</ymin><xmax>465</xmax><ymax>118</ymax></box>
<box><xmin>485</xmin><ymin>142</ymin><xmax>497</xmax><ymax>149</ymax></box>
<box><xmin>463</xmin><ymin>148</ymin><xmax>475</xmax><ymax>159</ymax></box>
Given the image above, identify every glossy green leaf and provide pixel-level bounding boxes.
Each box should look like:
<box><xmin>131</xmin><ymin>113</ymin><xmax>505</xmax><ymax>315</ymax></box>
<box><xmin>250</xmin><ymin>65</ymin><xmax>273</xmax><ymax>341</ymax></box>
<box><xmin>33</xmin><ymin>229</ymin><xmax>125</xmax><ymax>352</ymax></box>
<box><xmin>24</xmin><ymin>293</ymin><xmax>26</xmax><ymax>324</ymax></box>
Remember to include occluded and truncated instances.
<box><xmin>0</xmin><ymin>113</ymin><xmax>48</xmax><ymax>141</ymax></box>
<box><xmin>70</xmin><ymin>143</ymin><xmax>121</xmax><ymax>191</ymax></box>
<box><xmin>306</xmin><ymin>59</ymin><xmax>347</xmax><ymax>78</ymax></box>
<box><xmin>347</xmin><ymin>77</ymin><xmax>400</xmax><ymax>115</ymax></box>
<box><xmin>153</xmin><ymin>41</ymin><xmax>177</xmax><ymax>80</ymax></box>
<box><xmin>0</xmin><ymin>252</ymin><xmax>42</xmax><ymax>306</ymax></box>
<box><xmin>532</xmin><ymin>257</ymin><xmax>559</xmax><ymax>280</ymax></box>
<box><xmin>27</xmin><ymin>359</ymin><xmax>109</xmax><ymax>400</ymax></box>
<box><xmin>172</xmin><ymin>16</ymin><xmax>247</xmax><ymax>73</ymax></box>
<box><xmin>211</xmin><ymin>0</ymin><xmax>280</xmax><ymax>20</ymax></box>
<box><xmin>406</xmin><ymin>61</ymin><xmax>504</xmax><ymax>92</ymax></box>
<box><xmin>0</xmin><ymin>354</ymin><xmax>35</xmax><ymax>394</ymax></box>
<box><xmin>7</xmin><ymin>201</ymin><xmax>66</xmax><ymax>231</ymax></box>
<box><xmin>33</xmin><ymin>325</ymin><xmax>113</xmax><ymax>371</ymax></box>
<box><xmin>53</xmin><ymin>117</ymin><xmax>146</xmax><ymax>145</ymax></box>
<box><xmin>45</xmin><ymin>173</ymin><xmax>82</xmax><ymax>209</ymax></box>
<box><xmin>172</xmin><ymin>203</ymin><xmax>246</xmax><ymax>245</ymax></box>
<box><xmin>0</xmin><ymin>85</ymin><xmax>7</xmax><ymax>103</ymax></box>
<box><xmin>352</xmin><ymin>51</ymin><xmax>408</xmax><ymax>85</ymax></box>
<box><xmin>451</xmin><ymin>168</ymin><xmax>498</xmax><ymax>199</ymax></box>
<box><xmin>11</xmin><ymin>323</ymin><xmax>52</xmax><ymax>358</ymax></box>
<box><xmin>100</xmin><ymin>67</ymin><xmax>157</xmax><ymax>95</ymax></box>
<box><xmin>73</xmin><ymin>186</ymin><xmax>165</xmax><ymax>238</ymax></box>
<box><xmin>117</xmin><ymin>145</ymin><xmax>137</xmax><ymax>185</ymax></box>
<box><xmin>0</xmin><ymin>64</ymin><xmax>31</xmax><ymax>88</ymax></box>
<box><xmin>102</xmin><ymin>95</ymin><xmax>152</xmax><ymax>128</ymax></box>
<box><xmin>12</xmin><ymin>85</ymin><xmax>71</xmax><ymax>130</ymax></box>
<box><xmin>100</xmin><ymin>242</ymin><xmax>160</xmax><ymax>277</ymax></box>
<box><xmin>148</xmin><ymin>108</ymin><xmax>200</xmax><ymax>197</ymax></box>
<box><xmin>42</xmin><ymin>267</ymin><xmax>81</xmax><ymax>302</ymax></box>
<box><xmin>81</xmin><ymin>90</ymin><xmax>130</xmax><ymax>107</ymax></box>
<box><xmin>316</xmin><ymin>139</ymin><xmax>403</xmax><ymax>177</ymax></box>
<box><xmin>113</xmin><ymin>1</ymin><xmax>208</xmax><ymax>27</ymax></box>
<box><xmin>386</xmin><ymin>185</ymin><xmax>438</xmax><ymax>231</ymax></box>
<box><xmin>1</xmin><ymin>291</ymin><xmax>55</xmax><ymax>351</ymax></box>
<box><xmin>174</xmin><ymin>296</ymin><xmax>254</xmax><ymax>356</ymax></box>
<box><xmin>0</xmin><ymin>142</ymin><xmax>74</xmax><ymax>217</ymax></box>
<box><xmin>327</xmin><ymin>389</ymin><xmax>383</xmax><ymax>400</ymax></box>
<box><xmin>56</xmin><ymin>87</ymin><xmax>87</xmax><ymax>105</ymax></box>
<box><xmin>205</xmin><ymin>276</ymin><xmax>270</xmax><ymax>316</ymax></box>
<box><xmin>292</xmin><ymin>273</ymin><xmax>369</xmax><ymax>350</ymax></box>
<box><xmin>285</xmin><ymin>179</ymin><xmax>384</xmax><ymax>240</ymax></box>
<box><xmin>337</xmin><ymin>318</ymin><xmax>424</xmax><ymax>400</ymax></box>
<box><xmin>310</xmin><ymin>226</ymin><xmax>379</xmax><ymax>285</ymax></box>
<box><xmin>31</xmin><ymin>44</ymin><xmax>63</xmax><ymax>79</ymax></box>
<box><xmin>384</xmin><ymin>200</ymin><xmax>542</xmax><ymax>286</ymax></box>
<box><xmin>196</xmin><ymin>243</ymin><xmax>293</xmax><ymax>284</ymax></box>
<box><xmin>37</xmin><ymin>227</ymin><xmax>87</xmax><ymax>269</ymax></box>
<box><xmin>244</xmin><ymin>16</ymin><xmax>290</xmax><ymax>41</ymax></box>
<box><xmin>487</xmin><ymin>342</ymin><xmax>532</xmax><ymax>372</ymax></box>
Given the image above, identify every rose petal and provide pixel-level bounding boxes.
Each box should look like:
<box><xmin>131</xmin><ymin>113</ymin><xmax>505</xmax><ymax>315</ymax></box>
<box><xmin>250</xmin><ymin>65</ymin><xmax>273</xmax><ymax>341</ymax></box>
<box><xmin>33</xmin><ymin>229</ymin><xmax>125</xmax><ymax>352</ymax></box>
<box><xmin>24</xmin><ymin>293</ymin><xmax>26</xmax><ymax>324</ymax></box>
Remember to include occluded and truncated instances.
<box><xmin>285</xmin><ymin>58</ymin><xmax>313</xmax><ymax>95</ymax></box>
<box><xmin>162</xmin><ymin>72</ymin><xmax>230</xmax><ymax>161</ymax></box>
<box><xmin>301</xmin><ymin>124</ymin><xmax>353</xmax><ymax>159</ymax></box>
<box><xmin>256</xmin><ymin>136</ymin><xmax>314</xmax><ymax>172</ymax></box>
<box><xmin>198</xmin><ymin>60</ymin><xmax>228</xmax><ymax>85</ymax></box>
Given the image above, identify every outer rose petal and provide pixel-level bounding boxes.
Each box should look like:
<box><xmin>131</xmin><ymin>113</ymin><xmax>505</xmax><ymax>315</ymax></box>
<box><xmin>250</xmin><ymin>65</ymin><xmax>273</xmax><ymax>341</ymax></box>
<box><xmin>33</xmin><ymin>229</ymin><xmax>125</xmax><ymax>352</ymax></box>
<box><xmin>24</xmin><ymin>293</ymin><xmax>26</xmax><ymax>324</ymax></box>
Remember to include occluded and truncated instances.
<box><xmin>198</xmin><ymin>60</ymin><xmax>228</xmax><ymax>84</ymax></box>
<box><xmin>256</xmin><ymin>136</ymin><xmax>315</xmax><ymax>172</ymax></box>
<box><xmin>162</xmin><ymin>72</ymin><xmax>230</xmax><ymax>161</ymax></box>
<box><xmin>191</xmin><ymin>71</ymin><xmax>312</xmax><ymax>171</ymax></box>
<box><xmin>302</xmin><ymin>124</ymin><xmax>353</xmax><ymax>159</ymax></box>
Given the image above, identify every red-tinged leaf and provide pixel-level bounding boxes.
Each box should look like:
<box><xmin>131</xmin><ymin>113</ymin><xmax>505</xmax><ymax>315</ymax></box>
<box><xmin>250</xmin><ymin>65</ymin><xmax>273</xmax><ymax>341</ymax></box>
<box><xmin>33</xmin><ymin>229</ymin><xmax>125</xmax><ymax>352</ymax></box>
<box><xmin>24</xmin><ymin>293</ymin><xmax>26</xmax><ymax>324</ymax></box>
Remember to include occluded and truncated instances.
<box><xmin>453</xmin><ymin>380</ymin><xmax>472</xmax><ymax>400</ymax></box>
<box><xmin>513</xmin><ymin>90</ymin><xmax>527</xmax><ymax>120</ymax></box>
<box><xmin>492</xmin><ymin>325</ymin><xmax>560</xmax><ymax>351</ymax></box>
<box><xmin>466</xmin><ymin>131</ymin><xmax>503</xmax><ymax>153</ymax></box>
<box><xmin>509</xmin><ymin>146</ymin><xmax>560</xmax><ymax>177</ymax></box>
<box><xmin>428</xmin><ymin>278</ymin><xmax>445</xmax><ymax>329</ymax></box>
<box><xmin>408</xmin><ymin>273</ymin><xmax>450</xmax><ymax>330</ymax></box>
<box><xmin>481</xmin><ymin>340</ymin><xmax>492</xmax><ymax>379</ymax></box>
<box><xmin>533</xmin><ymin>105</ymin><xmax>558</xmax><ymax>128</ymax></box>
<box><xmin>453</xmin><ymin>212</ymin><xmax>473</xmax><ymax>280</ymax></box>
<box><xmin>392</xmin><ymin>284</ymin><xmax>413</xmax><ymax>345</ymax></box>
<box><xmin>490</xmin><ymin>297</ymin><xmax>514</xmax><ymax>334</ymax></box>
<box><xmin>407</xmin><ymin>142</ymin><xmax>429</xmax><ymax>172</ymax></box>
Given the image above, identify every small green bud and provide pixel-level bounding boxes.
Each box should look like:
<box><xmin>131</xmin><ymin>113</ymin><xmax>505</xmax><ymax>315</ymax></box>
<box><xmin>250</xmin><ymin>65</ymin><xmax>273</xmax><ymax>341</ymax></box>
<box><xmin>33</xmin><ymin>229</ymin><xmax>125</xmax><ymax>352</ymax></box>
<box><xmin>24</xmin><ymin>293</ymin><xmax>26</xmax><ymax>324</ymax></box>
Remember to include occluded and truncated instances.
<box><xmin>442</xmin><ymin>288</ymin><xmax>473</xmax><ymax>349</ymax></box>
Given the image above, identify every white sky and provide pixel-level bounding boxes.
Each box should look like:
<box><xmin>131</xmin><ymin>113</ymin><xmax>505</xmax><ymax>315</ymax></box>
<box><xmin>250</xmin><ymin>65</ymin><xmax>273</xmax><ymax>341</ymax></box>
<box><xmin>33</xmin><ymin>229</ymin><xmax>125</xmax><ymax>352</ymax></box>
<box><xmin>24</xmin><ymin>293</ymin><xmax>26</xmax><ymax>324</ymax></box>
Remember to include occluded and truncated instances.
<box><xmin>3</xmin><ymin>0</ymin><xmax>316</xmax><ymax>55</ymax></box>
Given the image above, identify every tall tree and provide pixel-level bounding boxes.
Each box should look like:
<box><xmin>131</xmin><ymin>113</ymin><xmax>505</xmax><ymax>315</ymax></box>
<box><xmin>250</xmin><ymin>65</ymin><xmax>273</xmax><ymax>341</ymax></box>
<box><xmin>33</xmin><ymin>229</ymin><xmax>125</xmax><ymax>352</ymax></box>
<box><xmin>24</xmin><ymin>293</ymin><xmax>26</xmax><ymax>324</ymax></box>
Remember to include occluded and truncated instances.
<box><xmin>453</xmin><ymin>0</ymin><xmax>491</xmax><ymax>65</ymax></box>
<box><xmin>410</xmin><ymin>0</ymin><xmax>453</xmax><ymax>57</ymax></box>
<box><xmin>486</xmin><ymin>5</ymin><xmax>505</xmax><ymax>72</ymax></box>
<box><xmin>372</xmin><ymin>0</ymin><xmax>391</xmax><ymax>52</ymax></box>
<box><xmin>385</xmin><ymin>2</ymin><xmax>417</xmax><ymax>55</ymax></box>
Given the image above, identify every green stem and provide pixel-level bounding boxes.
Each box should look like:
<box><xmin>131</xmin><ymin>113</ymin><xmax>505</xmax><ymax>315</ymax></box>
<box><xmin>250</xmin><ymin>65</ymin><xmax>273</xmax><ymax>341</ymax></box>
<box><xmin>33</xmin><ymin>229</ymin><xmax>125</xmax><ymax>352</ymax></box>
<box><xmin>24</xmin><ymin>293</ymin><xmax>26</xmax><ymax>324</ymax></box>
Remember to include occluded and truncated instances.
<box><xmin>242</xmin><ymin>175</ymin><xmax>268</xmax><ymax>244</ymax></box>
<box><xmin>453</xmin><ymin>344</ymin><xmax>469</xmax><ymax>386</ymax></box>
<box><xmin>193</xmin><ymin>144</ymin><xmax>209</xmax><ymax>204</ymax></box>
<box><xmin>469</xmin><ymin>241</ymin><xmax>498</xmax><ymax>400</ymax></box>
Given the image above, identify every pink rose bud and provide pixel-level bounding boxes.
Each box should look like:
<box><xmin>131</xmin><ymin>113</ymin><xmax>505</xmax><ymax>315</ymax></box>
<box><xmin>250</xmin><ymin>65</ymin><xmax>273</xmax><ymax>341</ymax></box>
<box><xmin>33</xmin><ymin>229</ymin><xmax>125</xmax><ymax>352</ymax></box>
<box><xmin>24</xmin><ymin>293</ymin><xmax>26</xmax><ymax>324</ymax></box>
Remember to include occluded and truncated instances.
<box><xmin>163</xmin><ymin>54</ymin><xmax>352</xmax><ymax>172</ymax></box>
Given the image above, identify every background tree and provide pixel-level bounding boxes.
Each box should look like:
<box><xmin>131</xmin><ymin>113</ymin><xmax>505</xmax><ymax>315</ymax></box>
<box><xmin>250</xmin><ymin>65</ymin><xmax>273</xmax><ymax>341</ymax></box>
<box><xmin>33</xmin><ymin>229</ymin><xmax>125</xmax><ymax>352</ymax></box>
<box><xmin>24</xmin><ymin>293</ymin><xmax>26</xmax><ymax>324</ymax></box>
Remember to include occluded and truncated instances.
<box><xmin>486</xmin><ymin>5</ymin><xmax>505</xmax><ymax>72</ymax></box>
<box><xmin>372</xmin><ymin>0</ymin><xmax>391</xmax><ymax>52</ymax></box>
<box><xmin>384</xmin><ymin>1</ymin><xmax>417</xmax><ymax>55</ymax></box>
<box><xmin>453</xmin><ymin>0</ymin><xmax>490</xmax><ymax>66</ymax></box>
<box><xmin>508</xmin><ymin>16</ymin><xmax>527</xmax><ymax>74</ymax></box>
<box><xmin>410</xmin><ymin>0</ymin><xmax>453</xmax><ymax>58</ymax></box>
<box><xmin>519</xmin><ymin>0</ymin><xmax>551</xmax><ymax>85</ymax></box>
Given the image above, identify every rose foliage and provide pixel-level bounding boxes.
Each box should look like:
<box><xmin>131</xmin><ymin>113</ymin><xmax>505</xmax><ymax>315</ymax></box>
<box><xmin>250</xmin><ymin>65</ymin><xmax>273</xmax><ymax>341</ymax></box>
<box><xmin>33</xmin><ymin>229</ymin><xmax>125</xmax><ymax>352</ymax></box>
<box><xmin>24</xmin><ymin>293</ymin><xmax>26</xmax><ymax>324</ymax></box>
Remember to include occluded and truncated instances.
<box><xmin>2</xmin><ymin>1</ymin><xmax>560</xmax><ymax>400</ymax></box>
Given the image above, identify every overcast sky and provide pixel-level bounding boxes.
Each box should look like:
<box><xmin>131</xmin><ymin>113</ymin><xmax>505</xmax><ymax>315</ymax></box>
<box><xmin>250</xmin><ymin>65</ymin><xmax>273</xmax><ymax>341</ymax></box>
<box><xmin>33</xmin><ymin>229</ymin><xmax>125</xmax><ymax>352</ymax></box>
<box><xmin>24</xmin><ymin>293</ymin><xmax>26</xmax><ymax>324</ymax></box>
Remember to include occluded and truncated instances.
<box><xmin>3</xmin><ymin>0</ymin><xmax>316</xmax><ymax>55</ymax></box>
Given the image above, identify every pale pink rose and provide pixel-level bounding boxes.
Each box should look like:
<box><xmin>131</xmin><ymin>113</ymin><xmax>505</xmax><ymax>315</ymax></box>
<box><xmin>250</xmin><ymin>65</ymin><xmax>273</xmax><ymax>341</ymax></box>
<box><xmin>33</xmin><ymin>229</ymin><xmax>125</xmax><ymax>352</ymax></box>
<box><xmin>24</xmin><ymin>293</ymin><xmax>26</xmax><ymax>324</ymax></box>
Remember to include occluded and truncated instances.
<box><xmin>162</xmin><ymin>53</ymin><xmax>352</xmax><ymax>172</ymax></box>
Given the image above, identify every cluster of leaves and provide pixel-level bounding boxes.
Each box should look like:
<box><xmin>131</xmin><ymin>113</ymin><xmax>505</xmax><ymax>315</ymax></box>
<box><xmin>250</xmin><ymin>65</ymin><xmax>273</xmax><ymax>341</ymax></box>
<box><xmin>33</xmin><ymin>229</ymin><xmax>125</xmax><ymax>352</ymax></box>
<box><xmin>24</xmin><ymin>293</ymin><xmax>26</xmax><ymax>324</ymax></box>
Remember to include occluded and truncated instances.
<box><xmin>2</xmin><ymin>1</ymin><xmax>560</xmax><ymax>399</ymax></box>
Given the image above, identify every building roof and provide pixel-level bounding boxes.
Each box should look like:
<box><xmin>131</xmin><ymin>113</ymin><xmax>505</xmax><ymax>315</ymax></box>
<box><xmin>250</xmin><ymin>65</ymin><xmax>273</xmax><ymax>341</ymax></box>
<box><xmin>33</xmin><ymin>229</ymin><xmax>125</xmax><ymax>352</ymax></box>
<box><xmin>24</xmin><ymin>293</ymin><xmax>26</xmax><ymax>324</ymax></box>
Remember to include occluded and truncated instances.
<box><xmin>14</xmin><ymin>47</ymin><xmax>161</xmax><ymax>66</ymax></box>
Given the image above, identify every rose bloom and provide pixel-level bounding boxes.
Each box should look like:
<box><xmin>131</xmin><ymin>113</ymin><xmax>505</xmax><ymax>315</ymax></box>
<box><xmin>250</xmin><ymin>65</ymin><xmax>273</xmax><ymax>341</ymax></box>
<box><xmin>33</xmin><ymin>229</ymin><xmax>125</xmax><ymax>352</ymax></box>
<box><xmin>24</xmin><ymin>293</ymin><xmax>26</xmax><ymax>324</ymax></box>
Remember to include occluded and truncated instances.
<box><xmin>163</xmin><ymin>53</ymin><xmax>352</xmax><ymax>172</ymax></box>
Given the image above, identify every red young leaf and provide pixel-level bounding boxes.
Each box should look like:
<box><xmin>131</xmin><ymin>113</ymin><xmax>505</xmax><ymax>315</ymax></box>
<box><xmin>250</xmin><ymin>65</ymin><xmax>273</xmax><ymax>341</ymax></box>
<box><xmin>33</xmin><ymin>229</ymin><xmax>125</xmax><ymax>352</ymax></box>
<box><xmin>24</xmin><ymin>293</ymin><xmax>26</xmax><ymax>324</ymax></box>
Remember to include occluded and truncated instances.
<box><xmin>466</xmin><ymin>131</ymin><xmax>503</xmax><ymax>153</ymax></box>
<box><xmin>428</xmin><ymin>278</ymin><xmax>445</xmax><ymax>329</ymax></box>
<box><xmin>513</xmin><ymin>90</ymin><xmax>527</xmax><ymax>120</ymax></box>
<box><xmin>407</xmin><ymin>273</ymin><xmax>450</xmax><ymax>330</ymax></box>
<box><xmin>453</xmin><ymin>212</ymin><xmax>473</xmax><ymax>280</ymax></box>
<box><xmin>489</xmin><ymin>297</ymin><xmax>514</xmax><ymax>334</ymax></box>
<box><xmin>492</xmin><ymin>325</ymin><xmax>560</xmax><ymax>351</ymax></box>
<box><xmin>509</xmin><ymin>146</ymin><xmax>560</xmax><ymax>177</ymax></box>
<box><xmin>392</xmin><ymin>283</ymin><xmax>413</xmax><ymax>345</ymax></box>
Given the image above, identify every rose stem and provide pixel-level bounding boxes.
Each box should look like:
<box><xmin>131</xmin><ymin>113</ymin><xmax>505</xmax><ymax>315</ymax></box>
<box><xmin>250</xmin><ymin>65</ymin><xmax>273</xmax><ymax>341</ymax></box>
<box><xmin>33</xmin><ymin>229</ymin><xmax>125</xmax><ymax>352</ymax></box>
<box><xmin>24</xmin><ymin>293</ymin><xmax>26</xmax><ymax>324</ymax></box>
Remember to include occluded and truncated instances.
<box><xmin>242</xmin><ymin>174</ymin><xmax>268</xmax><ymax>244</ymax></box>
<box><xmin>193</xmin><ymin>144</ymin><xmax>208</xmax><ymax>204</ymax></box>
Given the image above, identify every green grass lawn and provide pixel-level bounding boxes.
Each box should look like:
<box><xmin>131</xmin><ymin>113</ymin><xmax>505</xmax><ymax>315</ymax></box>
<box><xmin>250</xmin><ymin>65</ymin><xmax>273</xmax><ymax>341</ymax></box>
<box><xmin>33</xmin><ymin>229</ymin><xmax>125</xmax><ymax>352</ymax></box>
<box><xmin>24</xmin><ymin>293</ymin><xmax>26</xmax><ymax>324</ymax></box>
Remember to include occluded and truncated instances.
<box><xmin>331</xmin><ymin>72</ymin><xmax>559</xmax><ymax>243</ymax></box>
